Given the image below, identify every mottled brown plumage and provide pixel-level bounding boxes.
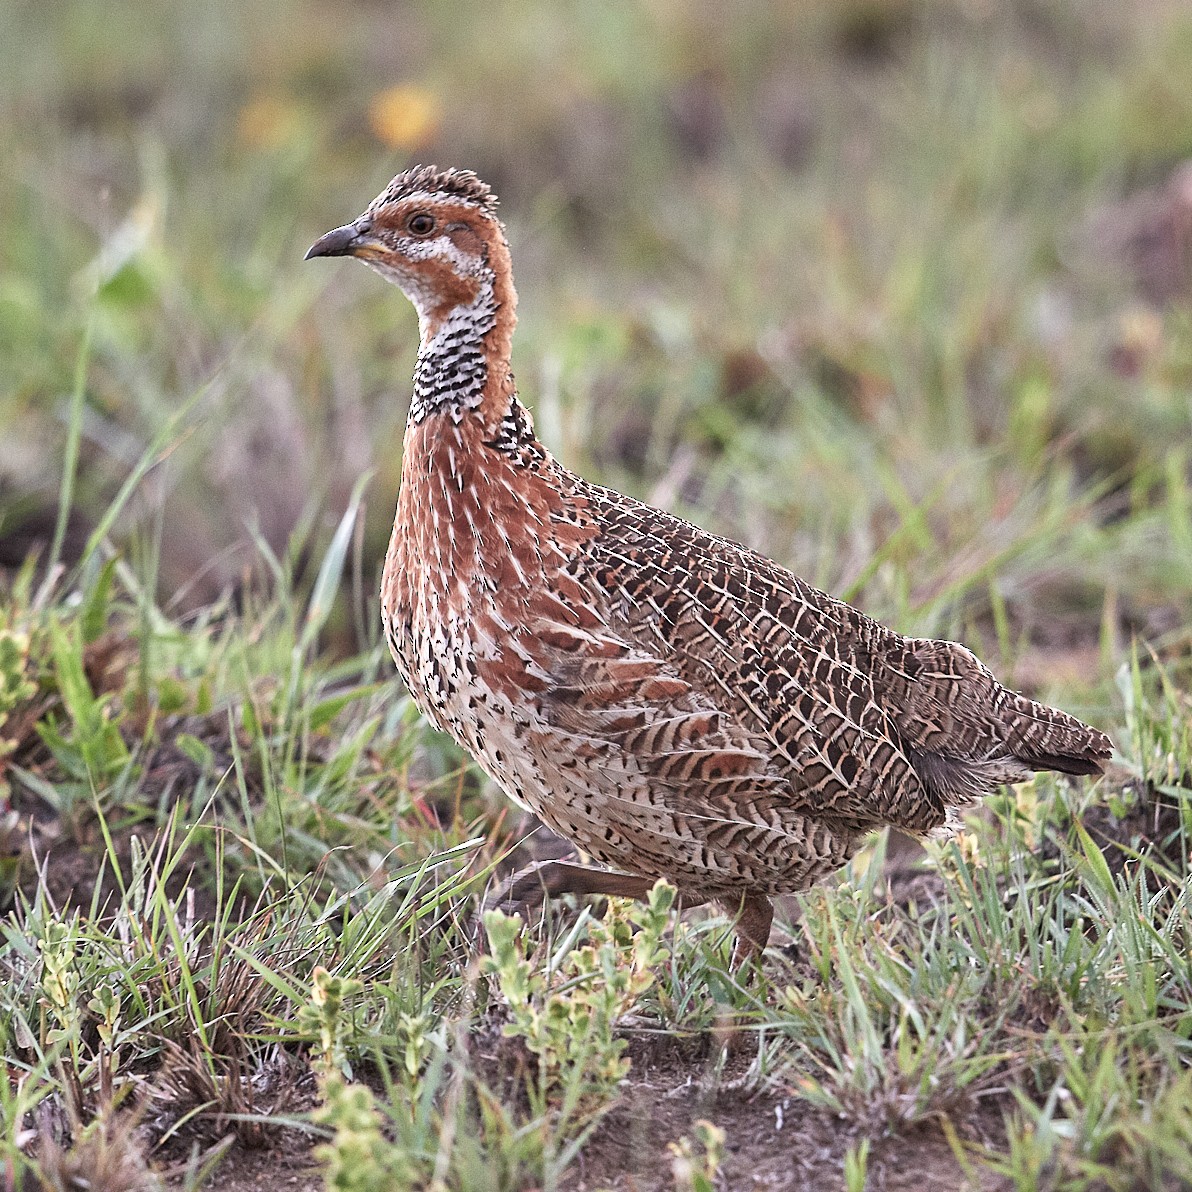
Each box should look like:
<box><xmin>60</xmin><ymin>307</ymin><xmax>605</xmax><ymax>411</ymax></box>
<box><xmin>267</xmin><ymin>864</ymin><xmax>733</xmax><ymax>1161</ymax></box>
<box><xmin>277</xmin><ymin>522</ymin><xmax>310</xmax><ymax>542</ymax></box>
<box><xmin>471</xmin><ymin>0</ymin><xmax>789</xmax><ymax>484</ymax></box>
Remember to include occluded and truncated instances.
<box><xmin>306</xmin><ymin>166</ymin><xmax>1113</xmax><ymax>963</ymax></box>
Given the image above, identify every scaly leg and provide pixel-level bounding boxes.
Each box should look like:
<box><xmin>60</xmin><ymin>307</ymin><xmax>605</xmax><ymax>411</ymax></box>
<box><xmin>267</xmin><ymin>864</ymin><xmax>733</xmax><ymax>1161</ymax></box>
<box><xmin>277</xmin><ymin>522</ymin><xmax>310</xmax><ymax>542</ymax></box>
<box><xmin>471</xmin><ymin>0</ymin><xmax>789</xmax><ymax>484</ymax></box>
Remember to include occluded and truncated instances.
<box><xmin>487</xmin><ymin>862</ymin><xmax>772</xmax><ymax>972</ymax></box>
<box><xmin>487</xmin><ymin>859</ymin><xmax>706</xmax><ymax>916</ymax></box>
<box><xmin>722</xmin><ymin>891</ymin><xmax>774</xmax><ymax>972</ymax></box>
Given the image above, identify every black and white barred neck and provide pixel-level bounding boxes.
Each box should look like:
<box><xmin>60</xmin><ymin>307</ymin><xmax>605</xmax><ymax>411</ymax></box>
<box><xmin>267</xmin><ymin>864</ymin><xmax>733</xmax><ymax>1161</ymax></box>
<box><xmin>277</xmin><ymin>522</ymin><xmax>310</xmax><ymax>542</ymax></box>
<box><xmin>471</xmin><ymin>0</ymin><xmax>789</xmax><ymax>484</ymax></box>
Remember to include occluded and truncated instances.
<box><xmin>407</xmin><ymin>277</ymin><xmax>544</xmax><ymax>466</ymax></box>
<box><xmin>408</xmin><ymin>278</ymin><xmax>496</xmax><ymax>425</ymax></box>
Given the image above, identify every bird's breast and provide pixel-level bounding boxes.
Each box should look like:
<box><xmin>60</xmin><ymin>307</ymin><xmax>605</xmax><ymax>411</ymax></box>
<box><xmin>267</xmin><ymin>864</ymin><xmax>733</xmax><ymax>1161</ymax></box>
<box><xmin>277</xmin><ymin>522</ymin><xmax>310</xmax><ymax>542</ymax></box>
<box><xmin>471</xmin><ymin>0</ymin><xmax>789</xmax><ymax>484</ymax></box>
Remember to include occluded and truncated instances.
<box><xmin>379</xmin><ymin>415</ymin><xmax>599</xmax><ymax>776</ymax></box>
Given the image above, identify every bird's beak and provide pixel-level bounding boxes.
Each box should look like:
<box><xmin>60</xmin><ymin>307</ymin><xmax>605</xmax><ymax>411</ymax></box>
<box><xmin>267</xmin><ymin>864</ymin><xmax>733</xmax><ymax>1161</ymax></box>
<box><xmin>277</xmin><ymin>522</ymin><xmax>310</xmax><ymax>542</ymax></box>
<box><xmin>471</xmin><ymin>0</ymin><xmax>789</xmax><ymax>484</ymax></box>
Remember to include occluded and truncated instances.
<box><xmin>304</xmin><ymin>219</ymin><xmax>375</xmax><ymax>261</ymax></box>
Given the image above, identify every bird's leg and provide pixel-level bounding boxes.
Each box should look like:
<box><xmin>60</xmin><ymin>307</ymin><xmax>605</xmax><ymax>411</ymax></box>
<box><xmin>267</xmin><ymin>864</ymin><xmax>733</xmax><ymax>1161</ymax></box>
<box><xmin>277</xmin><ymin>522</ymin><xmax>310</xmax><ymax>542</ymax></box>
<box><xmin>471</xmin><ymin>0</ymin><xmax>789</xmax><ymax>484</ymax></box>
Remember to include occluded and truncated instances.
<box><xmin>724</xmin><ymin>891</ymin><xmax>774</xmax><ymax>972</ymax></box>
<box><xmin>487</xmin><ymin>859</ymin><xmax>706</xmax><ymax>916</ymax></box>
<box><xmin>488</xmin><ymin>865</ymin><xmax>772</xmax><ymax>973</ymax></box>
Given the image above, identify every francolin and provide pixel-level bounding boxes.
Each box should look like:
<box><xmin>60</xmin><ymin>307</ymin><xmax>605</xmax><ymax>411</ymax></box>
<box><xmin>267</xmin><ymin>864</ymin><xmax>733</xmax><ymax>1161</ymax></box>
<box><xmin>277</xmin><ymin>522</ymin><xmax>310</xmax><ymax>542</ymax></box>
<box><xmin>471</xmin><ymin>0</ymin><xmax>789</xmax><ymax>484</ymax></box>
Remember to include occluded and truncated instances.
<box><xmin>306</xmin><ymin>166</ymin><xmax>1112</xmax><ymax>965</ymax></box>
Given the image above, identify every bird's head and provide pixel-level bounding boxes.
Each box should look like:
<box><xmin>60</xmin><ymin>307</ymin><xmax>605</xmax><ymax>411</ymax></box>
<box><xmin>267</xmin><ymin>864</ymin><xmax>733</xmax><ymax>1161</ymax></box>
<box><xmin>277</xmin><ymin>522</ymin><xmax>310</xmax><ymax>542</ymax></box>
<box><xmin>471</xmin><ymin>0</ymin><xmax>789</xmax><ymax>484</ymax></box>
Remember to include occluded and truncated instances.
<box><xmin>305</xmin><ymin>165</ymin><xmax>513</xmax><ymax>341</ymax></box>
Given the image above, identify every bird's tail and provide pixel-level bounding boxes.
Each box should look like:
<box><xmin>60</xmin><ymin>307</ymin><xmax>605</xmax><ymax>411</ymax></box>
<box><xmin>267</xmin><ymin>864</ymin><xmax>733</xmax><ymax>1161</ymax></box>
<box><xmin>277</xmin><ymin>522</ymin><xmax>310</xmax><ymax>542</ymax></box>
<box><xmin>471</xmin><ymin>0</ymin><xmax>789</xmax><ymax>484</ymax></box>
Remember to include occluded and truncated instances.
<box><xmin>889</xmin><ymin>638</ymin><xmax>1112</xmax><ymax>809</ymax></box>
<box><xmin>999</xmin><ymin>688</ymin><xmax>1113</xmax><ymax>777</ymax></box>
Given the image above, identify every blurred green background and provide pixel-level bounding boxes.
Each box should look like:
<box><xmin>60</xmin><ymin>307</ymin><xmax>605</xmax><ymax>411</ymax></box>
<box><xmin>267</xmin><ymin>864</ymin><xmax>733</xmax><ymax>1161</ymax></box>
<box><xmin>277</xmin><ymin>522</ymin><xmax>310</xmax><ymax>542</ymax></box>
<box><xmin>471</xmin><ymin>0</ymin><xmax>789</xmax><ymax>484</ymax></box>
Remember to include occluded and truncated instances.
<box><xmin>2</xmin><ymin>0</ymin><xmax>1191</xmax><ymax>687</ymax></box>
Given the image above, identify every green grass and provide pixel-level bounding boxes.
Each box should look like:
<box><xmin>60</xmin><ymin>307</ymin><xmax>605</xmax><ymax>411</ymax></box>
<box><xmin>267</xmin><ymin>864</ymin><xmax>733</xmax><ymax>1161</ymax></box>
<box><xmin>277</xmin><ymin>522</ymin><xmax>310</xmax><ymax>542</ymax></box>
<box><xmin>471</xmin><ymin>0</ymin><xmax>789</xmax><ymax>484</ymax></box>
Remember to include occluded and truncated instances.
<box><xmin>2</xmin><ymin>0</ymin><xmax>1192</xmax><ymax>1187</ymax></box>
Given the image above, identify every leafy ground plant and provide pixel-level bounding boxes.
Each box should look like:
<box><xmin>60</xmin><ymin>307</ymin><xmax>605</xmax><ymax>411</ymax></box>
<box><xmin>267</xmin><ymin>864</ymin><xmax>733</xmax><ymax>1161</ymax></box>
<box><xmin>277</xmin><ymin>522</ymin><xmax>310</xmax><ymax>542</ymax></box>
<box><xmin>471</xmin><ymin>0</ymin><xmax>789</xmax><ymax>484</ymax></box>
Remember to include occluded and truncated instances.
<box><xmin>481</xmin><ymin>882</ymin><xmax>675</xmax><ymax>1109</ymax></box>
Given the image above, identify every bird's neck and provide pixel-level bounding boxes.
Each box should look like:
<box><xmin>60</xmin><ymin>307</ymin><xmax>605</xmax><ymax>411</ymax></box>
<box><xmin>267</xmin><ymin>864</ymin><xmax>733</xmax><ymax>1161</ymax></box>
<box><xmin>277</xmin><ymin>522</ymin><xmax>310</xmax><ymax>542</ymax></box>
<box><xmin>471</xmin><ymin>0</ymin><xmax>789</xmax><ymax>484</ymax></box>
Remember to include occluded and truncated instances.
<box><xmin>408</xmin><ymin>263</ymin><xmax>523</xmax><ymax>435</ymax></box>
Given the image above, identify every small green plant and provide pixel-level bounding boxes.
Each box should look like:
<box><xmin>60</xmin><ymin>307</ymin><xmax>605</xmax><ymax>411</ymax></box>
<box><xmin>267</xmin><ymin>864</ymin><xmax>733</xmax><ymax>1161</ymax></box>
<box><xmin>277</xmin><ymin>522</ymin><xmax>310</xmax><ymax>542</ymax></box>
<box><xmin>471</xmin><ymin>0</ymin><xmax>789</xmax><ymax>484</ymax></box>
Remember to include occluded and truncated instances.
<box><xmin>0</xmin><ymin>621</ymin><xmax>37</xmax><ymax>898</ymax></box>
<box><xmin>669</xmin><ymin>1119</ymin><xmax>726</xmax><ymax>1192</ymax></box>
<box><xmin>34</xmin><ymin>619</ymin><xmax>133</xmax><ymax>831</ymax></box>
<box><xmin>0</xmin><ymin>626</ymin><xmax>37</xmax><ymax>778</ymax></box>
<box><xmin>38</xmin><ymin>915</ymin><xmax>82</xmax><ymax>1039</ymax></box>
<box><xmin>304</xmin><ymin>965</ymin><xmax>430</xmax><ymax>1191</ymax></box>
<box><xmin>313</xmin><ymin>1073</ymin><xmax>411</xmax><ymax>1192</ymax></box>
<box><xmin>395</xmin><ymin>1009</ymin><xmax>433</xmax><ymax>1081</ymax></box>
<box><xmin>300</xmin><ymin>965</ymin><xmax>365</xmax><ymax>1081</ymax></box>
<box><xmin>843</xmin><ymin>1137</ymin><xmax>870</xmax><ymax>1192</ymax></box>
<box><xmin>482</xmin><ymin>880</ymin><xmax>676</xmax><ymax>1108</ymax></box>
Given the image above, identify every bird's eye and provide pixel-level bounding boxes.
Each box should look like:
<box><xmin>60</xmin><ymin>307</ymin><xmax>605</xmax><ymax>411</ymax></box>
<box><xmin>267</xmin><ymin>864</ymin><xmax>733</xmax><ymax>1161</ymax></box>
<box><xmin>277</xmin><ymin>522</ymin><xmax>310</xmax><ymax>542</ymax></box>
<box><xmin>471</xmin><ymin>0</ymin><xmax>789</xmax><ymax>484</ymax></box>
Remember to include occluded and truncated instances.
<box><xmin>407</xmin><ymin>212</ymin><xmax>435</xmax><ymax>236</ymax></box>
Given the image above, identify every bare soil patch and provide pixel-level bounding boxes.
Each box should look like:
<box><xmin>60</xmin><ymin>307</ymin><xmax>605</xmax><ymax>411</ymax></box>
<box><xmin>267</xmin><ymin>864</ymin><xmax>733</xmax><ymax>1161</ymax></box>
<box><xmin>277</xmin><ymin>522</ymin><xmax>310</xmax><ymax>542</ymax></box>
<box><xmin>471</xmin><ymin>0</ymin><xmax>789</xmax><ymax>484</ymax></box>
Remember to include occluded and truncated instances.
<box><xmin>160</xmin><ymin>1042</ymin><xmax>1010</xmax><ymax>1192</ymax></box>
<box><xmin>571</xmin><ymin>1037</ymin><xmax>1010</xmax><ymax>1192</ymax></box>
<box><xmin>161</xmin><ymin>1136</ymin><xmax>321</xmax><ymax>1192</ymax></box>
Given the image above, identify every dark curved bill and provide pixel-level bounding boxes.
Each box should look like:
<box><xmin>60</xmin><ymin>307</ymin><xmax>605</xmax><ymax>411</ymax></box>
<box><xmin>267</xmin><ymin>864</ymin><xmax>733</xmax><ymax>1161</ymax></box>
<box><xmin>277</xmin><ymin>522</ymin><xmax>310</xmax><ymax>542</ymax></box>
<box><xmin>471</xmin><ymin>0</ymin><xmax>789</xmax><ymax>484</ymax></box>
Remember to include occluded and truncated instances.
<box><xmin>304</xmin><ymin>223</ymin><xmax>364</xmax><ymax>260</ymax></box>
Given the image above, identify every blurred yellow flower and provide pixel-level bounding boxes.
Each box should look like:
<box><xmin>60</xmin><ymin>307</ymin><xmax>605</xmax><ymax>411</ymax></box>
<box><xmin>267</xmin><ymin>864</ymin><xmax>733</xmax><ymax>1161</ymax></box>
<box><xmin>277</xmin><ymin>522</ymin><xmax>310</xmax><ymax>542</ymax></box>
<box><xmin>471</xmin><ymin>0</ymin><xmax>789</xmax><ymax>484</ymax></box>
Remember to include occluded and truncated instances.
<box><xmin>368</xmin><ymin>84</ymin><xmax>441</xmax><ymax>151</ymax></box>
<box><xmin>238</xmin><ymin>94</ymin><xmax>304</xmax><ymax>150</ymax></box>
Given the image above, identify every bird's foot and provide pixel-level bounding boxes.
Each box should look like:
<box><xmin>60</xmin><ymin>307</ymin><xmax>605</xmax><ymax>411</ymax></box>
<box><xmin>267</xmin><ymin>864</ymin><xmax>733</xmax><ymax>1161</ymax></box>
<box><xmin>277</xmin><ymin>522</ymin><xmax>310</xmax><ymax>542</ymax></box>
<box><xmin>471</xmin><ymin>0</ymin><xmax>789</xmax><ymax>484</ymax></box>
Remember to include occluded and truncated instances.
<box><xmin>485</xmin><ymin>860</ymin><xmax>661</xmax><ymax>920</ymax></box>
<box><xmin>722</xmin><ymin>892</ymin><xmax>774</xmax><ymax>975</ymax></box>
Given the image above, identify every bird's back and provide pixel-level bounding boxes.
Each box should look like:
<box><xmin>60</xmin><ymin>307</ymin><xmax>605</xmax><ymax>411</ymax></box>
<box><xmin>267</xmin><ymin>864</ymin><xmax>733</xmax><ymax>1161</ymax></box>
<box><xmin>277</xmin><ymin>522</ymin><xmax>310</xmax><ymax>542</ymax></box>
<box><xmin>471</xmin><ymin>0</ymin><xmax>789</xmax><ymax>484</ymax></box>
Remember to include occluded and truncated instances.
<box><xmin>558</xmin><ymin>469</ymin><xmax>1110</xmax><ymax>839</ymax></box>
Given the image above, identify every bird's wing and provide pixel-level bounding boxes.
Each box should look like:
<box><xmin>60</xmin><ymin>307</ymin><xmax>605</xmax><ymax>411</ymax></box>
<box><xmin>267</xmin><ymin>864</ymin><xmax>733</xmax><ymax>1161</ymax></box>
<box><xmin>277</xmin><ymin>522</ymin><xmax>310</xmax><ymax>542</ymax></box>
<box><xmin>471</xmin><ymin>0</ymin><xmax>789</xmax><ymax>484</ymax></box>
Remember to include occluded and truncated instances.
<box><xmin>570</xmin><ymin>481</ymin><xmax>1107</xmax><ymax>834</ymax></box>
<box><xmin>513</xmin><ymin>604</ymin><xmax>828</xmax><ymax>888</ymax></box>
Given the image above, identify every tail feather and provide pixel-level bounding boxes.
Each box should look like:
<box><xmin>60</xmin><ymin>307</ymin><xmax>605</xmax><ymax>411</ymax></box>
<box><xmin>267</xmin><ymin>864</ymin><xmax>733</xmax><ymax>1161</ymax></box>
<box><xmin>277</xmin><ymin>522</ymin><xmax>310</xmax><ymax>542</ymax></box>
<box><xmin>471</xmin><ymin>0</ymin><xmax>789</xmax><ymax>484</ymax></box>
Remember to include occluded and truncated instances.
<box><xmin>1013</xmin><ymin>747</ymin><xmax>1108</xmax><ymax>777</ymax></box>
<box><xmin>886</xmin><ymin>638</ymin><xmax>1112</xmax><ymax>805</ymax></box>
<box><xmin>1003</xmin><ymin>690</ymin><xmax>1113</xmax><ymax>777</ymax></box>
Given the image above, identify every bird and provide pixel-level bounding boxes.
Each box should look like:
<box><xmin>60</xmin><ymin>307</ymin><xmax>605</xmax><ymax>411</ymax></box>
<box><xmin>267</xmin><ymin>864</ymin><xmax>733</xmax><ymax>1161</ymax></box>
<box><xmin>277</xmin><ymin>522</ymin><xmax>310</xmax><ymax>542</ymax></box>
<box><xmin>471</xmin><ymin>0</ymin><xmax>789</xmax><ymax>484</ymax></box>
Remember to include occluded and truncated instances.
<box><xmin>306</xmin><ymin>165</ymin><xmax>1113</xmax><ymax>966</ymax></box>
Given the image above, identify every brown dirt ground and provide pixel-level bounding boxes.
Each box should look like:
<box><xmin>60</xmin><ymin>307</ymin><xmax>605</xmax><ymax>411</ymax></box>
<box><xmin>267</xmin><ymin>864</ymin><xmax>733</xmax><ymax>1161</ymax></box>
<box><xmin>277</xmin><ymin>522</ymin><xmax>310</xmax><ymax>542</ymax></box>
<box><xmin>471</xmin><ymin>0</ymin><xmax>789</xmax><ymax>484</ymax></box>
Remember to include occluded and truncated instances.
<box><xmin>160</xmin><ymin>1140</ymin><xmax>322</xmax><ymax>1192</ymax></box>
<box><xmin>571</xmin><ymin>1037</ymin><xmax>1011</xmax><ymax>1192</ymax></box>
<box><xmin>158</xmin><ymin>1034</ymin><xmax>1011</xmax><ymax>1192</ymax></box>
